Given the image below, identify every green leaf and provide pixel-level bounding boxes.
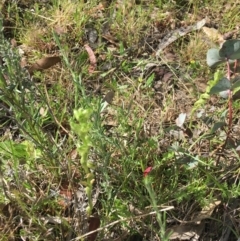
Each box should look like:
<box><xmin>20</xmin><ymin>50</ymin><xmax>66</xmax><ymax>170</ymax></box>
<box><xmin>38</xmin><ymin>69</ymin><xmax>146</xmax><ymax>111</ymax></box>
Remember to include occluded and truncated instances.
<box><xmin>206</xmin><ymin>48</ymin><xmax>225</xmax><ymax>67</ymax></box>
<box><xmin>209</xmin><ymin>77</ymin><xmax>231</xmax><ymax>94</ymax></box>
<box><xmin>232</xmin><ymin>79</ymin><xmax>240</xmax><ymax>90</ymax></box>
<box><xmin>219</xmin><ymin>40</ymin><xmax>240</xmax><ymax>60</ymax></box>
<box><xmin>0</xmin><ymin>141</ymin><xmax>28</xmax><ymax>159</ymax></box>
<box><xmin>146</xmin><ymin>73</ymin><xmax>155</xmax><ymax>87</ymax></box>
<box><xmin>211</xmin><ymin>122</ymin><xmax>226</xmax><ymax>133</ymax></box>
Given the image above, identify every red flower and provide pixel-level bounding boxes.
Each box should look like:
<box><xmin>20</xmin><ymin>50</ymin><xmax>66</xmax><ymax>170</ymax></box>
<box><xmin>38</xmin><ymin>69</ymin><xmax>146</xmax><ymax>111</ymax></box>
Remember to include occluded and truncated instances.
<box><xmin>143</xmin><ymin>167</ymin><xmax>153</xmax><ymax>177</ymax></box>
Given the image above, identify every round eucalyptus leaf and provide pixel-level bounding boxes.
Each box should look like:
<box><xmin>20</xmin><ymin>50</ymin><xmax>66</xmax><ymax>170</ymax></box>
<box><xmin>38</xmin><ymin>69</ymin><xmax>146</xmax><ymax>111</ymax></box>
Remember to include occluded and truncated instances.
<box><xmin>219</xmin><ymin>39</ymin><xmax>240</xmax><ymax>60</ymax></box>
<box><xmin>209</xmin><ymin>77</ymin><xmax>231</xmax><ymax>95</ymax></box>
<box><xmin>206</xmin><ymin>48</ymin><xmax>225</xmax><ymax>67</ymax></box>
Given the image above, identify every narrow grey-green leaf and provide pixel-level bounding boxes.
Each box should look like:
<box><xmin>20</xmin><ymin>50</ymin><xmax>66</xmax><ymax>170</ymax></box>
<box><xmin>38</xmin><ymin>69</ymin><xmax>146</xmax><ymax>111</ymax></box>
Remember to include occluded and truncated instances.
<box><xmin>219</xmin><ymin>40</ymin><xmax>240</xmax><ymax>60</ymax></box>
<box><xmin>206</xmin><ymin>48</ymin><xmax>225</xmax><ymax>67</ymax></box>
<box><xmin>209</xmin><ymin>77</ymin><xmax>231</xmax><ymax>94</ymax></box>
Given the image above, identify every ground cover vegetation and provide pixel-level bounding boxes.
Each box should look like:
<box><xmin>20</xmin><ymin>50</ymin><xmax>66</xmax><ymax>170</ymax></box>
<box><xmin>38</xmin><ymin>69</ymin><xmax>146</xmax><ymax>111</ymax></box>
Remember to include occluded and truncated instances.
<box><xmin>0</xmin><ymin>0</ymin><xmax>240</xmax><ymax>240</ymax></box>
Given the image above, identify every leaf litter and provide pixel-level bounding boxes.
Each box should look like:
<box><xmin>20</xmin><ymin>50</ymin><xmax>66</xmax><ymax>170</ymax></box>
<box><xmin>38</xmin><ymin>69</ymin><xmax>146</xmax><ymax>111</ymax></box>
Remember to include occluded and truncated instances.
<box><xmin>84</xmin><ymin>44</ymin><xmax>97</xmax><ymax>74</ymax></box>
<box><xmin>28</xmin><ymin>56</ymin><xmax>61</xmax><ymax>74</ymax></box>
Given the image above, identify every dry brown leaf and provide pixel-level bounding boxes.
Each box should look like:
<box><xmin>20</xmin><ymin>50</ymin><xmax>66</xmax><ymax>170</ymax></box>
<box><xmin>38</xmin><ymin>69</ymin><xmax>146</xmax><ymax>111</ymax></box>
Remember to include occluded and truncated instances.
<box><xmin>103</xmin><ymin>91</ymin><xmax>115</xmax><ymax>104</ymax></box>
<box><xmin>191</xmin><ymin>200</ymin><xmax>221</xmax><ymax>223</ymax></box>
<box><xmin>88</xmin><ymin>216</ymin><xmax>100</xmax><ymax>241</ymax></box>
<box><xmin>162</xmin><ymin>72</ymin><xmax>173</xmax><ymax>82</ymax></box>
<box><xmin>84</xmin><ymin>44</ymin><xmax>97</xmax><ymax>74</ymax></box>
<box><xmin>163</xmin><ymin>51</ymin><xmax>177</xmax><ymax>62</ymax></box>
<box><xmin>58</xmin><ymin>188</ymin><xmax>72</xmax><ymax>208</ymax></box>
<box><xmin>20</xmin><ymin>57</ymin><xmax>27</xmax><ymax>68</ymax></box>
<box><xmin>168</xmin><ymin>222</ymin><xmax>205</xmax><ymax>240</ymax></box>
<box><xmin>102</xmin><ymin>34</ymin><xmax>118</xmax><ymax>46</ymax></box>
<box><xmin>167</xmin><ymin>200</ymin><xmax>221</xmax><ymax>240</ymax></box>
<box><xmin>54</xmin><ymin>25</ymin><xmax>67</xmax><ymax>35</ymax></box>
<box><xmin>156</xmin><ymin>19</ymin><xmax>206</xmax><ymax>55</ymax></box>
<box><xmin>167</xmin><ymin>200</ymin><xmax>221</xmax><ymax>241</ymax></box>
<box><xmin>69</xmin><ymin>148</ymin><xmax>78</xmax><ymax>160</ymax></box>
<box><xmin>202</xmin><ymin>26</ymin><xmax>224</xmax><ymax>44</ymax></box>
<box><xmin>58</xmin><ymin>182</ymin><xmax>72</xmax><ymax>210</ymax></box>
<box><xmin>28</xmin><ymin>56</ymin><xmax>61</xmax><ymax>74</ymax></box>
<box><xmin>10</xmin><ymin>38</ymin><xmax>17</xmax><ymax>48</ymax></box>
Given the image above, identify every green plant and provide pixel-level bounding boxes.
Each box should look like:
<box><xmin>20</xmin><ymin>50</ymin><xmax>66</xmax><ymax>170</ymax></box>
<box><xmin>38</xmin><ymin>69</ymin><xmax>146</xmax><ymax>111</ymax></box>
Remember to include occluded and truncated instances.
<box><xmin>203</xmin><ymin>40</ymin><xmax>240</xmax><ymax>160</ymax></box>
<box><xmin>144</xmin><ymin>176</ymin><xmax>171</xmax><ymax>241</ymax></box>
<box><xmin>70</xmin><ymin>107</ymin><xmax>94</xmax><ymax>216</ymax></box>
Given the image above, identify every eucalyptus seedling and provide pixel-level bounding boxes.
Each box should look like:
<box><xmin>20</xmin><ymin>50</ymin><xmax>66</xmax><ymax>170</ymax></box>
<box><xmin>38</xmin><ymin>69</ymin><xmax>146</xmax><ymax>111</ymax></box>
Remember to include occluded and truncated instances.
<box><xmin>206</xmin><ymin>39</ymin><xmax>240</xmax><ymax>160</ymax></box>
